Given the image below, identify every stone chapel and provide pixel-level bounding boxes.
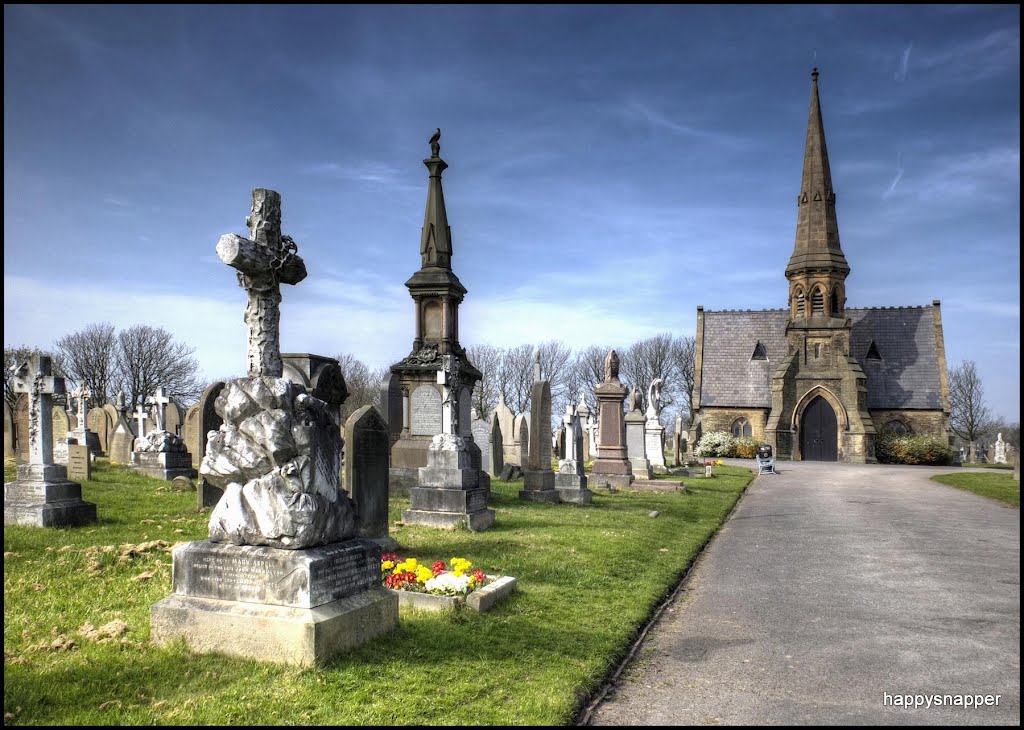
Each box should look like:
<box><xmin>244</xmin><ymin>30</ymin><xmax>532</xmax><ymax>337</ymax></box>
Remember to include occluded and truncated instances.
<box><xmin>688</xmin><ymin>69</ymin><xmax>952</xmax><ymax>462</ymax></box>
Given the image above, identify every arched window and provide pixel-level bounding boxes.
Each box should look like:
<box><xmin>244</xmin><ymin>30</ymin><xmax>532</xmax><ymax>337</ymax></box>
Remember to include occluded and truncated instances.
<box><xmin>731</xmin><ymin>417</ymin><xmax>752</xmax><ymax>439</ymax></box>
<box><xmin>830</xmin><ymin>288</ymin><xmax>840</xmax><ymax>316</ymax></box>
<box><xmin>811</xmin><ymin>288</ymin><xmax>825</xmax><ymax>315</ymax></box>
<box><xmin>883</xmin><ymin>419</ymin><xmax>910</xmax><ymax>435</ymax></box>
<box><xmin>795</xmin><ymin>290</ymin><xmax>806</xmax><ymax>317</ymax></box>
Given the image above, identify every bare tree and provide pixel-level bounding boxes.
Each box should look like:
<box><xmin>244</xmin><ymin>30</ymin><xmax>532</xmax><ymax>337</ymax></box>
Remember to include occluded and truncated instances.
<box><xmin>569</xmin><ymin>344</ymin><xmax>613</xmax><ymax>411</ymax></box>
<box><xmin>948</xmin><ymin>360</ymin><xmax>995</xmax><ymax>455</ymax></box>
<box><xmin>53</xmin><ymin>322</ymin><xmax>118</xmax><ymax>405</ymax></box>
<box><xmin>538</xmin><ymin>340</ymin><xmax>573</xmax><ymax>419</ymax></box>
<box><xmin>496</xmin><ymin>344</ymin><xmax>534</xmax><ymax>414</ymax></box>
<box><xmin>4</xmin><ymin>345</ymin><xmax>68</xmax><ymax>411</ymax></box>
<box><xmin>335</xmin><ymin>353</ymin><xmax>385</xmax><ymax>425</ymax></box>
<box><xmin>672</xmin><ymin>334</ymin><xmax>697</xmax><ymax>425</ymax></box>
<box><xmin>116</xmin><ymin>325</ymin><xmax>203</xmax><ymax>412</ymax></box>
<box><xmin>467</xmin><ymin>344</ymin><xmax>501</xmax><ymax>419</ymax></box>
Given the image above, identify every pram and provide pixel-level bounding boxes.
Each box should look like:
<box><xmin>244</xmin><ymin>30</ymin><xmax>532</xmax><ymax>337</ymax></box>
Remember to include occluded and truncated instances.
<box><xmin>756</xmin><ymin>444</ymin><xmax>777</xmax><ymax>475</ymax></box>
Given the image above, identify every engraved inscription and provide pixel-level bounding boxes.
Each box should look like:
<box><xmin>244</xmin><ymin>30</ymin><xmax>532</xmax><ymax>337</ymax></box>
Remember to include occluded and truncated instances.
<box><xmin>411</xmin><ymin>384</ymin><xmax>442</xmax><ymax>436</ymax></box>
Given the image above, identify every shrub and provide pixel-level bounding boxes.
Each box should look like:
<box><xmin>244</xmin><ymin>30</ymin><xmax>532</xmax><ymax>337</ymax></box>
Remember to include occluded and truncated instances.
<box><xmin>732</xmin><ymin>437</ymin><xmax>759</xmax><ymax>459</ymax></box>
<box><xmin>695</xmin><ymin>431</ymin><xmax>735</xmax><ymax>457</ymax></box>
<box><xmin>876</xmin><ymin>432</ymin><xmax>953</xmax><ymax>465</ymax></box>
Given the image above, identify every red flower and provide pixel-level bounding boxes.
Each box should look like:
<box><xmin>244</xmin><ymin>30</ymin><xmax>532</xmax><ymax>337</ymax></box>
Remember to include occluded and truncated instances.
<box><xmin>381</xmin><ymin>552</ymin><xmax>398</xmax><ymax>564</ymax></box>
<box><xmin>471</xmin><ymin>568</ymin><xmax>487</xmax><ymax>584</ymax></box>
<box><xmin>432</xmin><ymin>561</ymin><xmax>447</xmax><ymax>576</ymax></box>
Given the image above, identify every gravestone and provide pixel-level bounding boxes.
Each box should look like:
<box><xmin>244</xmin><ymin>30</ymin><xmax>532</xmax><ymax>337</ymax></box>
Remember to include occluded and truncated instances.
<box><xmin>994</xmin><ymin>433</ymin><xmax>1007</xmax><ymax>465</ymax></box>
<box><xmin>495</xmin><ymin>393</ymin><xmax>518</xmax><ymax>467</ymax></box>
<box><xmin>410</xmin><ymin>384</ymin><xmax>442</xmax><ymax>436</ymax></box>
<box><xmin>184</xmin><ymin>404</ymin><xmax>201</xmax><ymax>467</ymax></box>
<box><xmin>4</xmin><ymin>355</ymin><xmax>97</xmax><ymax>527</ymax></box>
<box><xmin>86</xmin><ymin>407</ymin><xmax>112</xmax><ymax>455</ymax></box>
<box><xmin>404</xmin><ymin>353</ymin><xmax>495</xmax><ymax>531</ymax></box>
<box><xmin>554</xmin><ymin>426</ymin><xmax>566</xmax><ymax>461</ymax></box>
<box><xmin>590</xmin><ymin>351</ymin><xmax>634</xmax><ymax>490</ymax></box>
<box><xmin>164</xmin><ymin>400</ymin><xmax>185</xmax><ymax>438</ymax></box>
<box><xmin>151</xmin><ymin>186</ymin><xmax>397</xmax><ymax>667</ymax></box>
<box><xmin>576</xmin><ymin>397</ymin><xmax>592</xmax><ymax>462</ymax></box>
<box><xmin>3</xmin><ymin>401</ymin><xmax>13</xmax><ymax>458</ymax></box>
<box><xmin>379</xmin><ymin>372</ymin><xmax>403</xmax><ymax>448</ymax></box>
<box><xmin>282</xmin><ymin>354</ymin><xmax>347</xmax><ymax>429</ymax></box>
<box><xmin>67</xmin><ymin>443</ymin><xmax>91</xmax><ymax>481</ymax></box>
<box><xmin>192</xmin><ymin>381</ymin><xmax>226</xmax><ymax>508</ymax></box>
<box><xmin>625</xmin><ymin>387</ymin><xmax>652</xmax><ymax>480</ymax></box>
<box><xmin>644</xmin><ymin>379</ymin><xmax>667</xmax><ymax>474</ymax></box>
<box><xmin>343</xmin><ymin>405</ymin><xmax>398</xmax><ymax>551</ymax></box>
<box><xmin>131</xmin><ymin>387</ymin><xmax>192</xmax><ymax>480</ymax></box>
<box><xmin>514</xmin><ymin>413</ymin><xmax>529</xmax><ymax>468</ymax></box>
<box><xmin>673</xmin><ymin>415</ymin><xmax>684</xmax><ymax>467</ymax></box>
<box><xmin>52</xmin><ymin>406</ymin><xmax>71</xmax><ymax>465</ymax></box>
<box><xmin>109</xmin><ymin>419</ymin><xmax>135</xmax><ymax>466</ymax></box>
<box><xmin>555</xmin><ymin>403</ymin><xmax>592</xmax><ymax>504</ymax></box>
<box><xmin>521</xmin><ymin>353</ymin><xmax>559</xmax><ymax>503</ymax></box>
<box><xmin>489</xmin><ymin>412</ymin><xmax>504</xmax><ymax>477</ymax></box>
<box><xmin>102</xmin><ymin>403</ymin><xmax>122</xmax><ymax>441</ymax></box>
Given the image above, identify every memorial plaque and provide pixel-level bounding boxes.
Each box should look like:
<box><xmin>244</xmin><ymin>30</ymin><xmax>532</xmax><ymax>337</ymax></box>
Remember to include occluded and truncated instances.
<box><xmin>410</xmin><ymin>384</ymin><xmax>442</xmax><ymax>436</ymax></box>
<box><xmin>67</xmin><ymin>443</ymin><xmax>91</xmax><ymax>481</ymax></box>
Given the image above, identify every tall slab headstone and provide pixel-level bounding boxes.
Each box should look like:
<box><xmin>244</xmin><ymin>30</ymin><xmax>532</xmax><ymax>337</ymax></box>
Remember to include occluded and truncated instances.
<box><xmin>625</xmin><ymin>387</ymin><xmax>652</xmax><ymax>480</ymax></box>
<box><xmin>555</xmin><ymin>403</ymin><xmax>593</xmax><ymax>504</ymax></box>
<box><xmin>590</xmin><ymin>350</ymin><xmax>634</xmax><ymax>490</ymax></box>
<box><xmin>521</xmin><ymin>350</ymin><xmax>559</xmax><ymax>502</ymax></box>
<box><xmin>379</xmin><ymin>372</ymin><xmax>403</xmax><ymax>449</ymax></box>
<box><xmin>495</xmin><ymin>393</ymin><xmax>518</xmax><ymax>467</ymax></box>
<box><xmin>489</xmin><ymin>412</ymin><xmax>504</xmax><ymax>477</ymax></box>
<box><xmin>3</xmin><ymin>401</ymin><xmax>13</xmax><ymax>458</ymax></box>
<box><xmin>343</xmin><ymin>405</ymin><xmax>398</xmax><ymax>551</ymax></box>
<box><xmin>576</xmin><ymin>397</ymin><xmax>593</xmax><ymax>463</ymax></box>
<box><xmin>4</xmin><ymin>355</ymin><xmax>97</xmax><ymax>527</ymax></box>
<box><xmin>151</xmin><ymin>187</ymin><xmax>397</xmax><ymax>668</ymax></box>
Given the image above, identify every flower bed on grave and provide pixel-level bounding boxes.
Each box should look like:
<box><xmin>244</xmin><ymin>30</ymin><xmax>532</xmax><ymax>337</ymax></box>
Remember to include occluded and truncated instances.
<box><xmin>381</xmin><ymin>554</ymin><xmax>516</xmax><ymax>613</ymax></box>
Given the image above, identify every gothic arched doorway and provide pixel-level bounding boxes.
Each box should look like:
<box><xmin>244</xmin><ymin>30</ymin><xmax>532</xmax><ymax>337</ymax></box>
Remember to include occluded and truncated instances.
<box><xmin>801</xmin><ymin>395</ymin><xmax>837</xmax><ymax>461</ymax></box>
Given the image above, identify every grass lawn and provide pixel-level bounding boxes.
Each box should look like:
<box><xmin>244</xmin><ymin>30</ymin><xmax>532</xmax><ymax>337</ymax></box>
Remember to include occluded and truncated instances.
<box><xmin>4</xmin><ymin>458</ymin><xmax>752</xmax><ymax>725</ymax></box>
<box><xmin>930</xmin><ymin>470</ymin><xmax>1020</xmax><ymax>507</ymax></box>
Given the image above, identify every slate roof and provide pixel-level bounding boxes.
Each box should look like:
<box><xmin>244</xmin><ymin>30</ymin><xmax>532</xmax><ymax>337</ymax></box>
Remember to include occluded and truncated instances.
<box><xmin>699</xmin><ymin>306</ymin><xmax>944</xmax><ymax>410</ymax></box>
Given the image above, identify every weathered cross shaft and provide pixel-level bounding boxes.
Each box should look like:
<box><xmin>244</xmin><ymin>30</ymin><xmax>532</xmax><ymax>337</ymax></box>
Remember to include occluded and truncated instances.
<box><xmin>216</xmin><ymin>189</ymin><xmax>307</xmax><ymax>378</ymax></box>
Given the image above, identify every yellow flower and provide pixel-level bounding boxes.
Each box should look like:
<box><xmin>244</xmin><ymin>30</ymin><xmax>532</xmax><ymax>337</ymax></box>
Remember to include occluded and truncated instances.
<box><xmin>416</xmin><ymin>566</ymin><xmax>434</xmax><ymax>584</ymax></box>
<box><xmin>381</xmin><ymin>560</ymin><xmax>394</xmax><ymax>571</ymax></box>
<box><xmin>395</xmin><ymin>558</ymin><xmax>418</xmax><ymax>573</ymax></box>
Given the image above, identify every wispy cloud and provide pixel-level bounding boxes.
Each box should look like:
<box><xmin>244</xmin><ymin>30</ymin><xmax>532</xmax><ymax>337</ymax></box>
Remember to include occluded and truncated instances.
<box><xmin>894</xmin><ymin>42</ymin><xmax>913</xmax><ymax>82</ymax></box>
<box><xmin>621</xmin><ymin>99</ymin><xmax>750</xmax><ymax>149</ymax></box>
<box><xmin>882</xmin><ymin>152</ymin><xmax>904</xmax><ymax>199</ymax></box>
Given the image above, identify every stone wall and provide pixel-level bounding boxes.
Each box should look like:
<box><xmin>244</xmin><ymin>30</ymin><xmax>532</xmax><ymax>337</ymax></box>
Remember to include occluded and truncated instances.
<box><xmin>869</xmin><ymin>409</ymin><xmax>949</xmax><ymax>441</ymax></box>
<box><xmin>697</xmin><ymin>408</ymin><xmax>770</xmax><ymax>442</ymax></box>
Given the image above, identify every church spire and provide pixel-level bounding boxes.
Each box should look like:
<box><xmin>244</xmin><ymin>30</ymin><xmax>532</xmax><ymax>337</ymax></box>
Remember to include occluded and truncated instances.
<box><xmin>786</xmin><ymin>68</ymin><xmax>850</xmax><ymax>321</ymax></box>
<box><xmin>419</xmin><ymin>128</ymin><xmax>453</xmax><ymax>269</ymax></box>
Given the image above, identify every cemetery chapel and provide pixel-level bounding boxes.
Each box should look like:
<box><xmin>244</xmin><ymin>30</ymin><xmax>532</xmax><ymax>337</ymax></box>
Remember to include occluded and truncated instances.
<box><xmin>688</xmin><ymin>69</ymin><xmax>952</xmax><ymax>463</ymax></box>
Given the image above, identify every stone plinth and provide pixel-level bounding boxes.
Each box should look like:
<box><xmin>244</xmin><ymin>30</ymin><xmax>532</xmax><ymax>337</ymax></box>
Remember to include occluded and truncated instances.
<box><xmin>554</xmin><ymin>470</ymin><xmax>593</xmax><ymax>504</ymax></box>
<box><xmin>645</xmin><ymin>421</ymin><xmax>667</xmax><ymax>473</ymax></box>
<box><xmin>4</xmin><ymin>463</ymin><xmax>97</xmax><ymax>527</ymax></box>
<box><xmin>521</xmin><ymin>469</ymin><xmax>560</xmax><ymax>502</ymax></box>
<box><xmin>403</xmin><ymin>434</ymin><xmax>495</xmax><ymax>531</ymax></box>
<box><xmin>625</xmin><ymin>411</ymin><xmax>652</xmax><ymax>480</ymax></box>
<box><xmin>150</xmin><ymin>538</ymin><xmax>398</xmax><ymax>667</ymax></box>
<box><xmin>132</xmin><ymin>450</ymin><xmax>193</xmax><ymax>481</ymax></box>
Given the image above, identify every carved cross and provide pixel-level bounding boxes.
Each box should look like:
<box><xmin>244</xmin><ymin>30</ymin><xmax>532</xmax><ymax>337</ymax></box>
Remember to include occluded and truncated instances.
<box><xmin>147</xmin><ymin>386</ymin><xmax>171</xmax><ymax>432</ymax></box>
<box><xmin>216</xmin><ymin>188</ymin><xmax>308</xmax><ymax>378</ymax></box>
<box><xmin>134</xmin><ymin>403</ymin><xmax>149</xmax><ymax>440</ymax></box>
<box><xmin>11</xmin><ymin>355</ymin><xmax>65</xmax><ymax>466</ymax></box>
<box><xmin>437</xmin><ymin>354</ymin><xmax>463</xmax><ymax>436</ymax></box>
<box><xmin>71</xmin><ymin>384</ymin><xmax>92</xmax><ymax>428</ymax></box>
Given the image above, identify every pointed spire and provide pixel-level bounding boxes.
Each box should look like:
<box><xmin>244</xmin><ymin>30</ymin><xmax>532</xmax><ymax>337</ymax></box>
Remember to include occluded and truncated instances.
<box><xmin>533</xmin><ymin>347</ymin><xmax>542</xmax><ymax>382</ymax></box>
<box><xmin>786</xmin><ymin>68</ymin><xmax>850</xmax><ymax>280</ymax></box>
<box><xmin>420</xmin><ymin>128</ymin><xmax>453</xmax><ymax>269</ymax></box>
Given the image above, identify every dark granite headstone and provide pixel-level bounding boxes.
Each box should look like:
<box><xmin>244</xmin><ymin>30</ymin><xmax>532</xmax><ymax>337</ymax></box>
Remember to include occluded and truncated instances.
<box><xmin>343</xmin><ymin>405</ymin><xmax>396</xmax><ymax>549</ymax></box>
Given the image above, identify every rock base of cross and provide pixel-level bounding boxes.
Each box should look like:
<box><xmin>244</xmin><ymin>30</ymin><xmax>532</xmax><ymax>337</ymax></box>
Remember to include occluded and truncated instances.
<box><xmin>4</xmin><ymin>464</ymin><xmax>97</xmax><ymax>527</ymax></box>
<box><xmin>150</xmin><ymin>538</ymin><xmax>398</xmax><ymax>667</ymax></box>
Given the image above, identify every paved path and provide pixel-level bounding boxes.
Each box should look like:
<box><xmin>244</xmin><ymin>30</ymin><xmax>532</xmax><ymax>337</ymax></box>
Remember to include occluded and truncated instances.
<box><xmin>588</xmin><ymin>462</ymin><xmax>1020</xmax><ymax>725</ymax></box>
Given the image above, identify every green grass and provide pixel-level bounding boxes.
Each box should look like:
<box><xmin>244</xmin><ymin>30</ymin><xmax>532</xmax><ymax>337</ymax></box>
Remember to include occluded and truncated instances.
<box><xmin>930</xmin><ymin>470</ymin><xmax>1020</xmax><ymax>507</ymax></box>
<box><xmin>4</xmin><ymin>457</ymin><xmax>752</xmax><ymax>725</ymax></box>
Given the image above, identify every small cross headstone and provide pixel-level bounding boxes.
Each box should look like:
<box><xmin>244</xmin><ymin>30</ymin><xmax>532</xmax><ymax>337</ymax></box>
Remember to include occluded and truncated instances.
<box><xmin>135</xmin><ymin>403</ymin><xmax>149</xmax><ymax>440</ymax></box>
<box><xmin>148</xmin><ymin>386</ymin><xmax>172</xmax><ymax>432</ymax></box>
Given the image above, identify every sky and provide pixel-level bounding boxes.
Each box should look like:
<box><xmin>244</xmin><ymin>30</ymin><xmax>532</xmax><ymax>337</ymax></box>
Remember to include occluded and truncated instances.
<box><xmin>4</xmin><ymin>5</ymin><xmax>1020</xmax><ymax>421</ymax></box>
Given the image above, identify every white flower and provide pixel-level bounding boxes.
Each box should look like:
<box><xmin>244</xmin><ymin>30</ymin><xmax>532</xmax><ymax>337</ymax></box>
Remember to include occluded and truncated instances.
<box><xmin>424</xmin><ymin>572</ymin><xmax>474</xmax><ymax>596</ymax></box>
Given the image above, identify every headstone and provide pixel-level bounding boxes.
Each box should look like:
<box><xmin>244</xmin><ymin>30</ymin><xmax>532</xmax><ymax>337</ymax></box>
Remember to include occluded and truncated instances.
<box><xmin>51</xmin><ymin>406</ymin><xmax>71</xmax><ymax>465</ymax></box>
<box><xmin>625</xmin><ymin>387</ymin><xmax>652</xmax><ymax>480</ymax></box>
<box><xmin>379</xmin><ymin>372</ymin><xmax>403</xmax><ymax>448</ymax></box>
<box><xmin>109</xmin><ymin>419</ymin><xmax>135</xmax><ymax>466</ymax></box>
<box><xmin>410</xmin><ymin>384</ymin><xmax>442</xmax><ymax>436</ymax></box>
<box><xmin>554</xmin><ymin>426</ymin><xmax>566</xmax><ymax>461</ymax></box>
<box><xmin>132</xmin><ymin>387</ymin><xmax>192</xmax><ymax>480</ymax></box>
<box><xmin>171</xmin><ymin>475</ymin><xmax>195</xmax><ymax>492</ymax></box>
<box><xmin>151</xmin><ymin>186</ymin><xmax>396</xmax><ymax>667</ymax></box>
<box><xmin>514</xmin><ymin>413</ymin><xmax>529</xmax><ymax>467</ymax></box>
<box><xmin>2</xmin><ymin>401</ymin><xmax>13</xmax><ymax>458</ymax></box>
<box><xmin>495</xmin><ymin>393</ymin><xmax>518</xmax><ymax>466</ymax></box>
<box><xmin>164</xmin><ymin>400</ymin><xmax>185</xmax><ymax>438</ymax></box>
<box><xmin>192</xmin><ymin>381</ymin><xmax>226</xmax><ymax>508</ymax></box>
<box><xmin>555</xmin><ymin>403</ymin><xmax>592</xmax><ymax>504</ymax></box>
<box><xmin>282</xmin><ymin>354</ymin><xmax>347</xmax><ymax>429</ymax></box>
<box><xmin>343</xmin><ymin>405</ymin><xmax>398</xmax><ymax>551</ymax></box>
<box><xmin>67</xmin><ymin>443</ymin><xmax>91</xmax><ymax>481</ymax></box>
<box><xmin>86</xmin><ymin>406</ymin><xmax>112</xmax><ymax>455</ymax></box>
<box><xmin>487</xmin><ymin>412</ymin><xmax>504</xmax><ymax>477</ymax></box>
<box><xmin>994</xmin><ymin>433</ymin><xmax>1007</xmax><ymax>465</ymax></box>
<box><xmin>576</xmin><ymin>397</ymin><xmax>592</xmax><ymax>462</ymax></box>
<box><xmin>102</xmin><ymin>403</ymin><xmax>122</xmax><ymax>441</ymax></box>
<box><xmin>645</xmin><ymin>378</ymin><xmax>667</xmax><ymax>474</ymax></box>
<box><xmin>521</xmin><ymin>361</ymin><xmax>558</xmax><ymax>502</ymax></box>
<box><xmin>4</xmin><ymin>355</ymin><xmax>97</xmax><ymax>527</ymax></box>
<box><xmin>471</xmin><ymin>412</ymin><xmax>497</xmax><ymax>476</ymax></box>
<box><xmin>589</xmin><ymin>350</ymin><xmax>634</xmax><ymax>490</ymax></box>
<box><xmin>404</xmin><ymin>353</ymin><xmax>495</xmax><ymax>531</ymax></box>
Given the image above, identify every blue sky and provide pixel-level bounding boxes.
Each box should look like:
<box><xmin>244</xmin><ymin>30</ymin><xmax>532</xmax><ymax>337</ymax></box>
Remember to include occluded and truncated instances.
<box><xmin>4</xmin><ymin>5</ymin><xmax>1020</xmax><ymax>420</ymax></box>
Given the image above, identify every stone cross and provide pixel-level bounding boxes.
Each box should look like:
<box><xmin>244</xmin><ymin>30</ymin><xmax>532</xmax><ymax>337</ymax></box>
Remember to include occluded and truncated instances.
<box><xmin>10</xmin><ymin>355</ymin><xmax>65</xmax><ymax>466</ymax></box>
<box><xmin>216</xmin><ymin>188</ymin><xmax>308</xmax><ymax>378</ymax></box>
<box><xmin>135</xmin><ymin>403</ymin><xmax>149</xmax><ymax>440</ymax></box>
<box><xmin>437</xmin><ymin>354</ymin><xmax>463</xmax><ymax>436</ymax></box>
<box><xmin>71</xmin><ymin>384</ymin><xmax>91</xmax><ymax>430</ymax></box>
<box><xmin>147</xmin><ymin>386</ymin><xmax>171</xmax><ymax>432</ymax></box>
